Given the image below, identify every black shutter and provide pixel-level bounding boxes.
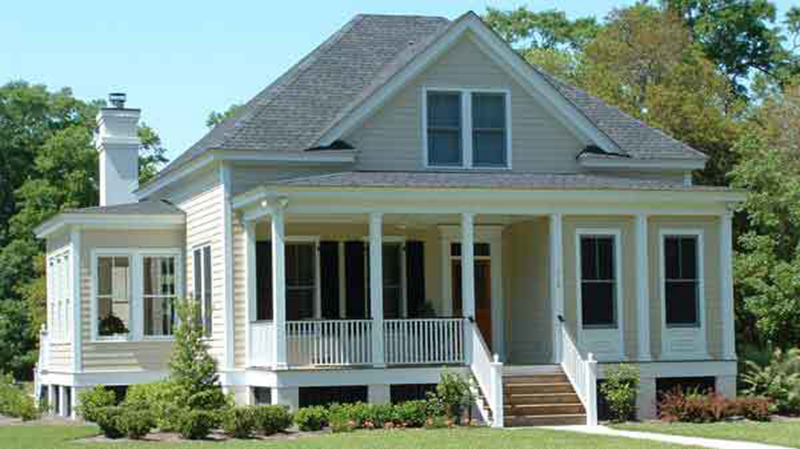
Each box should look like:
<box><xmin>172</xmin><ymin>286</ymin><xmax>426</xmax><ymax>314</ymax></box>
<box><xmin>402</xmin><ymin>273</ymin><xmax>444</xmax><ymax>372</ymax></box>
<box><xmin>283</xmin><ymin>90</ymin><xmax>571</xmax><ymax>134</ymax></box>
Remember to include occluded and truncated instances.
<box><xmin>345</xmin><ymin>241</ymin><xmax>366</xmax><ymax>318</ymax></box>
<box><xmin>406</xmin><ymin>241</ymin><xmax>426</xmax><ymax>317</ymax></box>
<box><xmin>256</xmin><ymin>242</ymin><xmax>273</xmax><ymax>320</ymax></box>
<box><xmin>319</xmin><ymin>241</ymin><xmax>340</xmax><ymax>319</ymax></box>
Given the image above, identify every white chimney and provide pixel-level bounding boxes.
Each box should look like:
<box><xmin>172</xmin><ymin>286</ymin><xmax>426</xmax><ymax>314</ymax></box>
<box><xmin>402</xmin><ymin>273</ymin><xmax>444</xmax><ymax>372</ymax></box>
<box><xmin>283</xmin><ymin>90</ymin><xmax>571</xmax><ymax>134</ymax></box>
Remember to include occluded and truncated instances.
<box><xmin>96</xmin><ymin>93</ymin><xmax>140</xmax><ymax>206</ymax></box>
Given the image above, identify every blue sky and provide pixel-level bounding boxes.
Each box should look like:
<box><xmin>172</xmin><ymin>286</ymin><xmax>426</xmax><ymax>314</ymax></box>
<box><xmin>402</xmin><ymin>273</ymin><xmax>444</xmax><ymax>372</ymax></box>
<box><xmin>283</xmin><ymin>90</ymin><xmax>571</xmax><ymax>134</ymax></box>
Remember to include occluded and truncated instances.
<box><xmin>2</xmin><ymin>0</ymin><xmax>796</xmax><ymax>160</ymax></box>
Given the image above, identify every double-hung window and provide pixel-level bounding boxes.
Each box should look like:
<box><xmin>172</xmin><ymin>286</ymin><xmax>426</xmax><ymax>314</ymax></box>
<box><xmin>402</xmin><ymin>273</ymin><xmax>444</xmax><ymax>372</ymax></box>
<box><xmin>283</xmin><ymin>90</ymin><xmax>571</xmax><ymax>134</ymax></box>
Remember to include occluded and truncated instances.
<box><xmin>96</xmin><ymin>256</ymin><xmax>132</xmax><ymax>338</ymax></box>
<box><xmin>143</xmin><ymin>256</ymin><xmax>177</xmax><ymax>337</ymax></box>
<box><xmin>664</xmin><ymin>235</ymin><xmax>701</xmax><ymax>327</ymax></box>
<box><xmin>382</xmin><ymin>243</ymin><xmax>404</xmax><ymax>319</ymax></box>
<box><xmin>286</xmin><ymin>243</ymin><xmax>316</xmax><ymax>321</ymax></box>
<box><xmin>579</xmin><ymin>235</ymin><xmax>617</xmax><ymax>328</ymax></box>
<box><xmin>425</xmin><ymin>89</ymin><xmax>510</xmax><ymax>169</ymax></box>
<box><xmin>193</xmin><ymin>246</ymin><xmax>213</xmax><ymax>337</ymax></box>
<box><xmin>48</xmin><ymin>251</ymin><xmax>71</xmax><ymax>341</ymax></box>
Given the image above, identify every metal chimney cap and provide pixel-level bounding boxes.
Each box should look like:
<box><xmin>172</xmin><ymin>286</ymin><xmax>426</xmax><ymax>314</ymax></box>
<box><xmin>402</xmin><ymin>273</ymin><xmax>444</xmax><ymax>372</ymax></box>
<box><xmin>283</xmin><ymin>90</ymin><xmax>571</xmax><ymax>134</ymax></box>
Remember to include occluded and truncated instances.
<box><xmin>108</xmin><ymin>92</ymin><xmax>127</xmax><ymax>109</ymax></box>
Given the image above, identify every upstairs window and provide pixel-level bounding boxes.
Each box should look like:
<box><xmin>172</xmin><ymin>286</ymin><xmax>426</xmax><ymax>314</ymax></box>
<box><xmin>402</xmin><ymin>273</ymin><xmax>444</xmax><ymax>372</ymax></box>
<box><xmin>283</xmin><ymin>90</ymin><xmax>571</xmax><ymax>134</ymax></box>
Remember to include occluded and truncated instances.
<box><xmin>579</xmin><ymin>235</ymin><xmax>617</xmax><ymax>328</ymax></box>
<box><xmin>425</xmin><ymin>88</ymin><xmax>510</xmax><ymax>169</ymax></box>
<box><xmin>664</xmin><ymin>235</ymin><xmax>701</xmax><ymax>327</ymax></box>
<box><xmin>426</xmin><ymin>91</ymin><xmax>462</xmax><ymax>167</ymax></box>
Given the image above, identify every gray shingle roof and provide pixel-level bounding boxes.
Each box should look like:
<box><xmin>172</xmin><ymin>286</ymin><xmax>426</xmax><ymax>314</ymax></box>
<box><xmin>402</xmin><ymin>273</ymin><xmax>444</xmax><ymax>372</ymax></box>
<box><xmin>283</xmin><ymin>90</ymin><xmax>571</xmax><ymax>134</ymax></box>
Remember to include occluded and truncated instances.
<box><xmin>273</xmin><ymin>171</ymin><xmax>729</xmax><ymax>192</ymax></box>
<box><xmin>145</xmin><ymin>13</ymin><xmax>707</xmax><ymax>190</ymax></box>
<box><xmin>66</xmin><ymin>200</ymin><xmax>184</xmax><ymax>216</ymax></box>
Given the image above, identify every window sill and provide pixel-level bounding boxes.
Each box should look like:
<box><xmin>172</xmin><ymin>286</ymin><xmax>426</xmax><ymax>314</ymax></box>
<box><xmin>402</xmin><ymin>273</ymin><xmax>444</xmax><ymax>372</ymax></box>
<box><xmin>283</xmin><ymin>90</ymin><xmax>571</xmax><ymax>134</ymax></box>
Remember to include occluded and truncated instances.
<box><xmin>665</xmin><ymin>324</ymin><xmax>701</xmax><ymax>329</ymax></box>
<box><xmin>425</xmin><ymin>165</ymin><xmax>511</xmax><ymax>171</ymax></box>
<box><xmin>91</xmin><ymin>336</ymin><xmax>131</xmax><ymax>343</ymax></box>
<box><xmin>142</xmin><ymin>336</ymin><xmax>176</xmax><ymax>342</ymax></box>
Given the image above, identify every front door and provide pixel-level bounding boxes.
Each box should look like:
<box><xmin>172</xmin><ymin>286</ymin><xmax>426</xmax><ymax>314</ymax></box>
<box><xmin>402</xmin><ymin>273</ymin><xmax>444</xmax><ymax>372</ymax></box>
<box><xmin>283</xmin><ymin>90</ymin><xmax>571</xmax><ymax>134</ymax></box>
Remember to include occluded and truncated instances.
<box><xmin>452</xmin><ymin>258</ymin><xmax>493</xmax><ymax>349</ymax></box>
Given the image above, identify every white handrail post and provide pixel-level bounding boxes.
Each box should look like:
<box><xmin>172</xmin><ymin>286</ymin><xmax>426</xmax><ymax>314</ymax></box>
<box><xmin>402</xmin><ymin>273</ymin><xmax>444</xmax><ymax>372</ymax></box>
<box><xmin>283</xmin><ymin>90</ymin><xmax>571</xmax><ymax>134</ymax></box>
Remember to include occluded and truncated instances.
<box><xmin>490</xmin><ymin>354</ymin><xmax>504</xmax><ymax>428</ymax></box>
<box><xmin>586</xmin><ymin>353</ymin><xmax>598</xmax><ymax>426</ymax></box>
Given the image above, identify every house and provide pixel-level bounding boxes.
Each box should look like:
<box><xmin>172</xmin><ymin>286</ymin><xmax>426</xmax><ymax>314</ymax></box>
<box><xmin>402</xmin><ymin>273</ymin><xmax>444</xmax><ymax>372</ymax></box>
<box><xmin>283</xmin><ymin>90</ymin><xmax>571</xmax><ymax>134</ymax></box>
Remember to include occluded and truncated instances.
<box><xmin>33</xmin><ymin>12</ymin><xmax>744</xmax><ymax>427</ymax></box>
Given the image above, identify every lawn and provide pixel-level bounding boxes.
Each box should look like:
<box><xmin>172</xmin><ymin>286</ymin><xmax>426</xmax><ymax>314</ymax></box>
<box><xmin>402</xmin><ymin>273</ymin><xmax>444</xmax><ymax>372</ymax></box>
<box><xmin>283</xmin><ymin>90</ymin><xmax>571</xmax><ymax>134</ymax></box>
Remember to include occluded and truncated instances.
<box><xmin>0</xmin><ymin>425</ymin><xmax>706</xmax><ymax>449</ymax></box>
<box><xmin>614</xmin><ymin>420</ymin><xmax>800</xmax><ymax>448</ymax></box>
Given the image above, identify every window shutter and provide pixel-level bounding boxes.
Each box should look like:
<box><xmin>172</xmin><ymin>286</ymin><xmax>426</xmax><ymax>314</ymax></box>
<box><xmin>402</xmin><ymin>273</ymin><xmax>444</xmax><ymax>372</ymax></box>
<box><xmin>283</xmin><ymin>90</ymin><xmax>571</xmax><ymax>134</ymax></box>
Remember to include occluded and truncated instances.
<box><xmin>345</xmin><ymin>241</ymin><xmax>366</xmax><ymax>318</ymax></box>
<box><xmin>405</xmin><ymin>241</ymin><xmax>426</xmax><ymax>317</ymax></box>
<box><xmin>319</xmin><ymin>241</ymin><xmax>340</xmax><ymax>319</ymax></box>
<box><xmin>256</xmin><ymin>242</ymin><xmax>273</xmax><ymax>320</ymax></box>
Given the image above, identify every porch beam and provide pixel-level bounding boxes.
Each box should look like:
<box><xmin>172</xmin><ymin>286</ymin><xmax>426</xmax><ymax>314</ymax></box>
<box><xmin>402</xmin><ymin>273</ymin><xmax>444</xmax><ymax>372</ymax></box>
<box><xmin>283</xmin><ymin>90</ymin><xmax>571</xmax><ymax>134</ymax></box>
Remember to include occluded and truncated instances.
<box><xmin>369</xmin><ymin>213</ymin><xmax>386</xmax><ymax>367</ymax></box>
<box><xmin>720</xmin><ymin>210</ymin><xmax>736</xmax><ymax>360</ymax></box>
<box><xmin>549</xmin><ymin>213</ymin><xmax>564</xmax><ymax>363</ymax></box>
<box><xmin>271</xmin><ymin>207</ymin><xmax>287</xmax><ymax>369</ymax></box>
<box><xmin>635</xmin><ymin>214</ymin><xmax>652</xmax><ymax>361</ymax></box>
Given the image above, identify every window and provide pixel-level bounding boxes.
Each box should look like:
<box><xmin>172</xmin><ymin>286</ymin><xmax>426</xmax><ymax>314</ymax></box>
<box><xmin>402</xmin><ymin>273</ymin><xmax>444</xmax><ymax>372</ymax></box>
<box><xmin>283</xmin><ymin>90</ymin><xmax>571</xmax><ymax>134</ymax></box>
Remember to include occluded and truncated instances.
<box><xmin>97</xmin><ymin>256</ymin><xmax>131</xmax><ymax>338</ymax></box>
<box><xmin>144</xmin><ymin>256</ymin><xmax>177</xmax><ymax>337</ymax></box>
<box><xmin>664</xmin><ymin>235</ymin><xmax>700</xmax><ymax>327</ymax></box>
<box><xmin>426</xmin><ymin>91</ymin><xmax>462</xmax><ymax>167</ymax></box>
<box><xmin>194</xmin><ymin>246</ymin><xmax>213</xmax><ymax>337</ymax></box>
<box><xmin>472</xmin><ymin>93</ymin><xmax>507</xmax><ymax>167</ymax></box>
<box><xmin>579</xmin><ymin>235</ymin><xmax>617</xmax><ymax>328</ymax></box>
<box><xmin>48</xmin><ymin>251</ymin><xmax>71</xmax><ymax>341</ymax></box>
<box><xmin>286</xmin><ymin>243</ymin><xmax>315</xmax><ymax>320</ymax></box>
<box><xmin>383</xmin><ymin>243</ymin><xmax>403</xmax><ymax>319</ymax></box>
<box><xmin>425</xmin><ymin>88</ymin><xmax>510</xmax><ymax>169</ymax></box>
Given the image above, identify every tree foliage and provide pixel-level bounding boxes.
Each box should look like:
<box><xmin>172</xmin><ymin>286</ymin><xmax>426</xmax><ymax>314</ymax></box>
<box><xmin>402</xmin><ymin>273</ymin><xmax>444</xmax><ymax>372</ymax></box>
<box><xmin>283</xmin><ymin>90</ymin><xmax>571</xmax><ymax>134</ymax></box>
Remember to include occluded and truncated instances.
<box><xmin>206</xmin><ymin>104</ymin><xmax>242</xmax><ymax>129</ymax></box>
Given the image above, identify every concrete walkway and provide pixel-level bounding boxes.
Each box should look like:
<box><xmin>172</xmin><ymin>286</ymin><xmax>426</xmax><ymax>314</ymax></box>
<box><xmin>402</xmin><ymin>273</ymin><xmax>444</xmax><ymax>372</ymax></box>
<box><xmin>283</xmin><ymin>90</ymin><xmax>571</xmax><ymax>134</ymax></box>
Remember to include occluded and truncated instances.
<box><xmin>541</xmin><ymin>425</ymin><xmax>792</xmax><ymax>449</ymax></box>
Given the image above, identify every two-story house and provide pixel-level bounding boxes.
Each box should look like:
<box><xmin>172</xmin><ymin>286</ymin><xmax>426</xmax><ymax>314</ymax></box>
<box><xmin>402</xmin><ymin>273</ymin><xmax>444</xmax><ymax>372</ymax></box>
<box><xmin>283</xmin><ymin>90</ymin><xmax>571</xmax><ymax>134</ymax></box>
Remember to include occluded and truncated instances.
<box><xmin>34</xmin><ymin>12</ymin><xmax>744</xmax><ymax>427</ymax></box>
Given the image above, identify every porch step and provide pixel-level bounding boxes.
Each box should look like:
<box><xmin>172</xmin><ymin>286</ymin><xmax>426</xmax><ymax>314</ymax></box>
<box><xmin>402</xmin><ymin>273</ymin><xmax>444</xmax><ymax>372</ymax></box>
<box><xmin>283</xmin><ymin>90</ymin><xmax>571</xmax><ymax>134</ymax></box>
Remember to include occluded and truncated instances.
<box><xmin>502</xmin><ymin>368</ymin><xmax>586</xmax><ymax>427</ymax></box>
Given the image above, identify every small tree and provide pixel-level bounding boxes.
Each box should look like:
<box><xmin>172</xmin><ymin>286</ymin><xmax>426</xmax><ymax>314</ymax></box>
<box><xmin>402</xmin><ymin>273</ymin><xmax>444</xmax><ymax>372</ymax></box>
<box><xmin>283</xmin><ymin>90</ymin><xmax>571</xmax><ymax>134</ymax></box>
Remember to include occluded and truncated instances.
<box><xmin>600</xmin><ymin>364</ymin><xmax>640</xmax><ymax>422</ymax></box>
<box><xmin>169</xmin><ymin>298</ymin><xmax>227</xmax><ymax>411</ymax></box>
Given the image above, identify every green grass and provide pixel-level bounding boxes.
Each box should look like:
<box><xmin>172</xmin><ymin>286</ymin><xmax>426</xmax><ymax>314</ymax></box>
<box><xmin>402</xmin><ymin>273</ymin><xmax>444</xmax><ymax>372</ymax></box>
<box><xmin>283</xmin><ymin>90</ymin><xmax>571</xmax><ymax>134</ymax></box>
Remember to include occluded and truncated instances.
<box><xmin>614</xmin><ymin>421</ymin><xmax>800</xmax><ymax>448</ymax></box>
<box><xmin>0</xmin><ymin>426</ymin><xmax>706</xmax><ymax>449</ymax></box>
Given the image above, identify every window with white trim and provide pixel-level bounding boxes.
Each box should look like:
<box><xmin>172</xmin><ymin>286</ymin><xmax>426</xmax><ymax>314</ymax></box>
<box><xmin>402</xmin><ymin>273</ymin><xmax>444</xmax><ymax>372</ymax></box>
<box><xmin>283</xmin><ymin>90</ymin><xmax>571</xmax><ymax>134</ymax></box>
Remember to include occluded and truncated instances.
<box><xmin>286</xmin><ymin>243</ymin><xmax>315</xmax><ymax>321</ymax></box>
<box><xmin>579</xmin><ymin>235</ymin><xmax>617</xmax><ymax>328</ymax></box>
<box><xmin>144</xmin><ymin>256</ymin><xmax>177</xmax><ymax>337</ymax></box>
<box><xmin>425</xmin><ymin>89</ymin><xmax>510</xmax><ymax>169</ymax></box>
<box><xmin>664</xmin><ymin>235</ymin><xmax>701</xmax><ymax>327</ymax></box>
<box><xmin>96</xmin><ymin>256</ymin><xmax>132</xmax><ymax>338</ymax></box>
<box><xmin>193</xmin><ymin>245</ymin><xmax>213</xmax><ymax>338</ymax></box>
<box><xmin>48</xmin><ymin>251</ymin><xmax>71</xmax><ymax>341</ymax></box>
<box><xmin>382</xmin><ymin>242</ymin><xmax>403</xmax><ymax>319</ymax></box>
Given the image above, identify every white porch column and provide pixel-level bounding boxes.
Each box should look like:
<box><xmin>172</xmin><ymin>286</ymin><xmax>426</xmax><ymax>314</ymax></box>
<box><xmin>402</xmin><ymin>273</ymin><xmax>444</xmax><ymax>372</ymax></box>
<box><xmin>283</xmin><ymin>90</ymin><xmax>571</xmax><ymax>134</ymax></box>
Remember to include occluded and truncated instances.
<box><xmin>47</xmin><ymin>385</ymin><xmax>56</xmax><ymax>415</ymax></box>
<box><xmin>245</xmin><ymin>221</ymin><xmax>256</xmax><ymax>367</ymax></box>
<box><xmin>462</xmin><ymin>213</ymin><xmax>476</xmax><ymax>363</ymax></box>
<box><xmin>720</xmin><ymin>210</ymin><xmax>737</xmax><ymax>360</ymax></box>
<box><xmin>58</xmin><ymin>384</ymin><xmax>68</xmax><ymax>417</ymax></box>
<box><xmin>271</xmin><ymin>208</ymin><xmax>288</xmax><ymax>369</ymax></box>
<box><xmin>635</xmin><ymin>214</ymin><xmax>652</xmax><ymax>361</ymax></box>
<box><xmin>369</xmin><ymin>213</ymin><xmax>386</xmax><ymax>367</ymax></box>
<box><xmin>549</xmin><ymin>213</ymin><xmax>564</xmax><ymax>363</ymax></box>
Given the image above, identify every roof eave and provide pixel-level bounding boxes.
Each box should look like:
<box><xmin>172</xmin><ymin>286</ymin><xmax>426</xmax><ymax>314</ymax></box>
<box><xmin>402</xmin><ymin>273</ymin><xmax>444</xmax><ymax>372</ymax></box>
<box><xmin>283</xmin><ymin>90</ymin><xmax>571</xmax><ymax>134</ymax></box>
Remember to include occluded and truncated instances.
<box><xmin>35</xmin><ymin>213</ymin><xmax>186</xmax><ymax>239</ymax></box>
<box><xmin>578</xmin><ymin>154</ymin><xmax>707</xmax><ymax>171</ymax></box>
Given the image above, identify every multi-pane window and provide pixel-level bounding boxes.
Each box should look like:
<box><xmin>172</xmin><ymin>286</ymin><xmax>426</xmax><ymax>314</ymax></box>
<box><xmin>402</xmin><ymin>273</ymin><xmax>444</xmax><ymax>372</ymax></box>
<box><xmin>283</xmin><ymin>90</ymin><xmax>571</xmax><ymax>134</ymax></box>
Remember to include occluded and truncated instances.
<box><xmin>97</xmin><ymin>256</ymin><xmax>131</xmax><ymax>338</ymax></box>
<box><xmin>426</xmin><ymin>91</ymin><xmax>462</xmax><ymax>167</ymax></box>
<box><xmin>664</xmin><ymin>235</ymin><xmax>700</xmax><ymax>327</ymax></box>
<box><xmin>383</xmin><ymin>243</ymin><xmax>403</xmax><ymax>319</ymax></box>
<box><xmin>286</xmin><ymin>243</ymin><xmax>315</xmax><ymax>321</ymax></box>
<box><xmin>193</xmin><ymin>246</ymin><xmax>213</xmax><ymax>338</ymax></box>
<box><xmin>48</xmin><ymin>251</ymin><xmax>71</xmax><ymax>341</ymax></box>
<box><xmin>144</xmin><ymin>256</ymin><xmax>177</xmax><ymax>337</ymax></box>
<box><xmin>580</xmin><ymin>236</ymin><xmax>617</xmax><ymax>328</ymax></box>
<box><xmin>471</xmin><ymin>93</ymin><xmax>507</xmax><ymax>167</ymax></box>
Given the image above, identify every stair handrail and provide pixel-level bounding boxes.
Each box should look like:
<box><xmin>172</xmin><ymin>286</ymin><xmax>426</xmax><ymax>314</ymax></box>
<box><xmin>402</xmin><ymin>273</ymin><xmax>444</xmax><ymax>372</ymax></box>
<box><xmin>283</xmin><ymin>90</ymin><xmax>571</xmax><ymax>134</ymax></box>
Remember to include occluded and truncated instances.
<box><xmin>468</xmin><ymin>320</ymin><xmax>504</xmax><ymax>428</ymax></box>
<box><xmin>558</xmin><ymin>317</ymin><xmax>598</xmax><ymax>426</ymax></box>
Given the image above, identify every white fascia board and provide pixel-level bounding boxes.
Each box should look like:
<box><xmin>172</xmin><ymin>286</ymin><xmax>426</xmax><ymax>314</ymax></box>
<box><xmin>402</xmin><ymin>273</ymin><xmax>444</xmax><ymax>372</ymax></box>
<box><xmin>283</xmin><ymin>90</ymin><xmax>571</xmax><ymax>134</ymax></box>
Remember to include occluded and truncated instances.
<box><xmin>579</xmin><ymin>155</ymin><xmax>707</xmax><ymax>171</ymax></box>
<box><xmin>35</xmin><ymin>214</ymin><xmax>185</xmax><ymax>239</ymax></box>
<box><xmin>315</xmin><ymin>13</ymin><xmax>619</xmax><ymax>153</ymax></box>
<box><xmin>135</xmin><ymin>150</ymin><xmax>356</xmax><ymax>200</ymax></box>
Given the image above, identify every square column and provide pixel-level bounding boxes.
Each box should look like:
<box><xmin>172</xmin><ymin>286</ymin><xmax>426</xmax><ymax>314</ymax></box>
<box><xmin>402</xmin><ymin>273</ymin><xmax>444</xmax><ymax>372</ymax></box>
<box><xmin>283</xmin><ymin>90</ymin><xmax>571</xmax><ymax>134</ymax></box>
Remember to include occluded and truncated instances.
<box><xmin>58</xmin><ymin>384</ymin><xmax>68</xmax><ymax>417</ymax></box>
<box><xmin>47</xmin><ymin>385</ymin><xmax>56</xmax><ymax>415</ymax></box>
<box><xmin>549</xmin><ymin>213</ymin><xmax>564</xmax><ymax>363</ymax></box>
<box><xmin>461</xmin><ymin>213</ymin><xmax>476</xmax><ymax>320</ymax></box>
<box><xmin>245</xmin><ymin>221</ymin><xmax>256</xmax><ymax>367</ymax></box>
<box><xmin>369</xmin><ymin>213</ymin><xmax>386</xmax><ymax>367</ymax></box>
<box><xmin>720</xmin><ymin>211</ymin><xmax>736</xmax><ymax>360</ymax></box>
<box><xmin>271</xmin><ymin>208</ymin><xmax>287</xmax><ymax>369</ymax></box>
<box><xmin>635</xmin><ymin>214</ymin><xmax>652</xmax><ymax>361</ymax></box>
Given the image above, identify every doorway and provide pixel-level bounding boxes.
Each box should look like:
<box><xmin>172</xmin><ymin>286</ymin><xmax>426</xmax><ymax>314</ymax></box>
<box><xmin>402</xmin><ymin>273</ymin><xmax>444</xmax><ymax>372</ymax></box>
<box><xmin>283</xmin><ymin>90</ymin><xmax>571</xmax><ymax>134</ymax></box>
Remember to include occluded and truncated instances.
<box><xmin>451</xmin><ymin>244</ymin><xmax>493</xmax><ymax>349</ymax></box>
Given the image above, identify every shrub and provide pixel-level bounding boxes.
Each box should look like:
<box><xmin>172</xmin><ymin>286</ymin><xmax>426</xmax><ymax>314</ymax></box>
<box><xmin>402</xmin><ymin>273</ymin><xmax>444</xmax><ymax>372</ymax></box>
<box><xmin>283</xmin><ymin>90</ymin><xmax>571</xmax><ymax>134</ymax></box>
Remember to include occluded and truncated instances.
<box><xmin>123</xmin><ymin>381</ymin><xmax>182</xmax><ymax>431</ymax></box>
<box><xmin>741</xmin><ymin>348</ymin><xmax>800</xmax><ymax>415</ymax></box>
<box><xmin>94</xmin><ymin>406</ymin><xmax>125</xmax><ymax>439</ymax></box>
<box><xmin>294</xmin><ymin>406</ymin><xmax>328</xmax><ymax>431</ymax></box>
<box><xmin>253</xmin><ymin>405</ymin><xmax>293</xmax><ymax>435</ymax></box>
<box><xmin>600</xmin><ymin>364</ymin><xmax>640</xmax><ymax>422</ymax></box>
<box><xmin>176</xmin><ymin>409</ymin><xmax>218</xmax><ymax>440</ymax></box>
<box><xmin>736</xmin><ymin>397</ymin><xmax>772</xmax><ymax>422</ymax></box>
<box><xmin>77</xmin><ymin>386</ymin><xmax>116</xmax><ymax>423</ymax></box>
<box><xmin>118</xmin><ymin>407</ymin><xmax>156</xmax><ymax>439</ymax></box>
<box><xmin>328</xmin><ymin>406</ymin><xmax>357</xmax><ymax>433</ymax></box>
<box><xmin>0</xmin><ymin>375</ymin><xmax>40</xmax><ymax>421</ymax></box>
<box><xmin>427</xmin><ymin>372</ymin><xmax>472</xmax><ymax>422</ymax></box>
<box><xmin>659</xmin><ymin>389</ymin><xmax>772</xmax><ymax>423</ymax></box>
<box><xmin>395</xmin><ymin>400</ymin><xmax>430</xmax><ymax>428</ymax></box>
<box><xmin>221</xmin><ymin>406</ymin><xmax>259</xmax><ymax>439</ymax></box>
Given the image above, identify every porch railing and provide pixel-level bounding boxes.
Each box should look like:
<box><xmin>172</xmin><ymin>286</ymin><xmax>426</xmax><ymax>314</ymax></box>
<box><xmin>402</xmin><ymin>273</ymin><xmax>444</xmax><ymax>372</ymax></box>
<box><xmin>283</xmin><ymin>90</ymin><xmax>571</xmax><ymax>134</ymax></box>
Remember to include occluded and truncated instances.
<box><xmin>383</xmin><ymin>318</ymin><xmax>464</xmax><ymax>365</ymax></box>
<box><xmin>249</xmin><ymin>321</ymin><xmax>274</xmax><ymax>367</ymax></box>
<box><xmin>559</xmin><ymin>320</ymin><xmax>598</xmax><ymax>426</ymax></box>
<box><xmin>286</xmin><ymin>320</ymin><xmax>373</xmax><ymax>367</ymax></box>
<box><xmin>468</xmin><ymin>321</ymin><xmax>504</xmax><ymax>427</ymax></box>
<box><xmin>33</xmin><ymin>326</ymin><xmax>49</xmax><ymax>403</ymax></box>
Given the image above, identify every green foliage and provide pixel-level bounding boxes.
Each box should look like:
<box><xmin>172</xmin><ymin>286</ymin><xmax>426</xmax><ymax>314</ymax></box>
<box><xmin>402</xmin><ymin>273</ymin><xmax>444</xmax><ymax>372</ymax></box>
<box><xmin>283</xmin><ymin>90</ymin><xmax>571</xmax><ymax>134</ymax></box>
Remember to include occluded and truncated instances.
<box><xmin>426</xmin><ymin>372</ymin><xmax>473</xmax><ymax>422</ymax></box>
<box><xmin>253</xmin><ymin>405</ymin><xmax>293</xmax><ymax>435</ymax></box>
<box><xmin>220</xmin><ymin>406</ymin><xmax>259</xmax><ymax>439</ymax></box>
<box><xmin>484</xmin><ymin>7</ymin><xmax>599</xmax><ymax>52</ymax></box>
<box><xmin>94</xmin><ymin>406</ymin><xmax>125</xmax><ymax>439</ymax></box>
<box><xmin>741</xmin><ymin>348</ymin><xmax>800</xmax><ymax>414</ymax></box>
<box><xmin>122</xmin><ymin>381</ymin><xmax>182</xmax><ymax>431</ymax></box>
<box><xmin>0</xmin><ymin>374</ymin><xmax>40</xmax><ymax>420</ymax></box>
<box><xmin>600</xmin><ymin>364</ymin><xmax>640</xmax><ymax>422</ymax></box>
<box><xmin>394</xmin><ymin>400</ymin><xmax>430</xmax><ymax>428</ymax></box>
<box><xmin>77</xmin><ymin>386</ymin><xmax>116</xmax><ymax>423</ymax></box>
<box><xmin>294</xmin><ymin>406</ymin><xmax>328</xmax><ymax>431</ymax></box>
<box><xmin>176</xmin><ymin>409</ymin><xmax>218</xmax><ymax>440</ymax></box>
<box><xmin>0</xmin><ymin>301</ymin><xmax>37</xmax><ymax>380</ymax></box>
<box><xmin>206</xmin><ymin>104</ymin><xmax>242</xmax><ymax>129</ymax></box>
<box><xmin>117</xmin><ymin>407</ymin><xmax>156</xmax><ymax>439</ymax></box>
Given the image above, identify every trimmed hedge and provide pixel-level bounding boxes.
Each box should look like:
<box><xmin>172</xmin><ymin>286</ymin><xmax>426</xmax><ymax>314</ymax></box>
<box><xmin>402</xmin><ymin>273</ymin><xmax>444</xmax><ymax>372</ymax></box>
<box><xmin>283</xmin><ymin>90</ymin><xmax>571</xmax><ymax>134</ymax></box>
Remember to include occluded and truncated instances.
<box><xmin>254</xmin><ymin>405</ymin><xmax>293</xmax><ymax>435</ymax></box>
<box><xmin>176</xmin><ymin>409</ymin><xmax>218</xmax><ymax>440</ymax></box>
<box><xmin>659</xmin><ymin>389</ymin><xmax>772</xmax><ymax>423</ymax></box>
